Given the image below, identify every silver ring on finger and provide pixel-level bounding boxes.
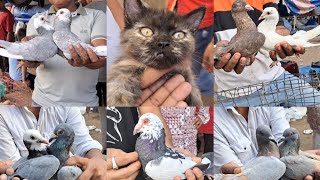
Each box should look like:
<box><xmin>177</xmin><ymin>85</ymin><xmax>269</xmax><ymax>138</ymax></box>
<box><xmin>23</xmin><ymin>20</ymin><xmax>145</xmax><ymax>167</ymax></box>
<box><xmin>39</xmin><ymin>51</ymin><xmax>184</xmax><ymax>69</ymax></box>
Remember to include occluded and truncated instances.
<box><xmin>112</xmin><ymin>156</ymin><xmax>119</xmax><ymax>170</ymax></box>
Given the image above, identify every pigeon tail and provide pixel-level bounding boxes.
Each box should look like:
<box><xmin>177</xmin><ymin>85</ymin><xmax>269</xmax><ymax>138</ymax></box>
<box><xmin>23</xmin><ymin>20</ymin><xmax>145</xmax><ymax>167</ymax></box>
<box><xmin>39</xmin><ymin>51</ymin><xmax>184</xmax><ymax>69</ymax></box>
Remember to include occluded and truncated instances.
<box><xmin>302</xmin><ymin>25</ymin><xmax>320</xmax><ymax>41</ymax></box>
<box><xmin>0</xmin><ymin>48</ymin><xmax>24</xmax><ymax>59</ymax></box>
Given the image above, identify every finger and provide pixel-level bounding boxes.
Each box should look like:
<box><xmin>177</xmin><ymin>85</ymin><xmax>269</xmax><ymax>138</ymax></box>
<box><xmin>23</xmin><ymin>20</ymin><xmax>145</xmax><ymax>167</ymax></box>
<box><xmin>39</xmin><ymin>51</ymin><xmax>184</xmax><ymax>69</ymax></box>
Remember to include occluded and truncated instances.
<box><xmin>280</xmin><ymin>42</ymin><xmax>294</xmax><ymax>56</ymax></box>
<box><xmin>173</xmin><ymin>176</ymin><xmax>182</xmax><ymax>180</ymax></box>
<box><xmin>214</xmin><ymin>53</ymin><xmax>231</xmax><ymax>69</ymax></box>
<box><xmin>161</xmin><ymin>82</ymin><xmax>192</xmax><ymax>106</ymax></box>
<box><xmin>127</xmin><ymin>170</ymin><xmax>140</xmax><ymax>180</ymax></box>
<box><xmin>76</xmin><ymin>169</ymin><xmax>93</xmax><ymax>180</ymax></box>
<box><xmin>75</xmin><ymin>44</ymin><xmax>90</xmax><ymax>65</ymax></box>
<box><xmin>304</xmin><ymin>175</ymin><xmax>313</xmax><ymax>180</ymax></box>
<box><xmin>192</xmin><ymin>168</ymin><xmax>204</xmax><ymax>180</ymax></box>
<box><xmin>293</xmin><ymin>46</ymin><xmax>305</xmax><ymax>54</ymax></box>
<box><xmin>185</xmin><ymin>169</ymin><xmax>196</xmax><ymax>180</ymax></box>
<box><xmin>68</xmin><ymin>44</ymin><xmax>81</xmax><ymax>66</ymax></box>
<box><xmin>113</xmin><ymin>161</ymin><xmax>141</xmax><ymax>178</ymax></box>
<box><xmin>0</xmin><ymin>161</ymin><xmax>13</xmax><ymax>174</ymax></box>
<box><xmin>64</xmin><ymin>156</ymin><xmax>89</xmax><ymax>168</ymax></box>
<box><xmin>0</xmin><ymin>174</ymin><xmax>7</xmax><ymax>180</ymax></box>
<box><xmin>106</xmin><ymin>152</ymin><xmax>139</xmax><ymax>169</ymax></box>
<box><xmin>234</xmin><ymin>57</ymin><xmax>247</xmax><ymax>74</ymax></box>
<box><xmin>141</xmin><ymin>74</ymin><xmax>186</xmax><ymax>106</ymax></box>
<box><xmin>269</xmin><ymin>51</ymin><xmax>277</xmax><ymax>61</ymax></box>
<box><xmin>86</xmin><ymin>48</ymin><xmax>99</xmax><ymax>63</ymax></box>
<box><xmin>135</xmin><ymin>78</ymin><xmax>166</xmax><ymax>106</ymax></box>
<box><xmin>140</xmin><ymin>67</ymin><xmax>176</xmax><ymax>89</ymax></box>
<box><xmin>175</xmin><ymin>101</ymin><xmax>188</xmax><ymax>107</ymax></box>
<box><xmin>234</xmin><ymin>167</ymin><xmax>242</xmax><ymax>174</ymax></box>
<box><xmin>6</xmin><ymin>167</ymin><xmax>14</xmax><ymax>176</ymax></box>
<box><xmin>274</xmin><ymin>44</ymin><xmax>286</xmax><ymax>59</ymax></box>
<box><xmin>224</xmin><ymin>53</ymin><xmax>241</xmax><ymax>72</ymax></box>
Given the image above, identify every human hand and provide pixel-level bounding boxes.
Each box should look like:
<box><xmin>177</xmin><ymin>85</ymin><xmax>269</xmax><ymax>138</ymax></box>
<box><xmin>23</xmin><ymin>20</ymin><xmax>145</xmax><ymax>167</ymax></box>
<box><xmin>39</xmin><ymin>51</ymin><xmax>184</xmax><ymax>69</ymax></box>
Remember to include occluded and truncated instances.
<box><xmin>64</xmin><ymin>156</ymin><xmax>107</xmax><ymax>180</ymax></box>
<box><xmin>105</xmin><ymin>148</ymin><xmax>141</xmax><ymax>180</ymax></box>
<box><xmin>173</xmin><ymin>148</ymin><xmax>203</xmax><ymax>180</ymax></box>
<box><xmin>0</xmin><ymin>160</ymin><xmax>14</xmax><ymax>180</ymax></box>
<box><xmin>214</xmin><ymin>40</ymin><xmax>253</xmax><ymax>74</ymax></box>
<box><xmin>202</xmin><ymin>41</ymin><xmax>214</xmax><ymax>73</ymax></box>
<box><xmin>269</xmin><ymin>41</ymin><xmax>305</xmax><ymax>61</ymax></box>
<box><xmin>135</xmin><ymin>67</ymin><xmax>192</xmax><ymax>107</ymax></box>
<box><xmin>21</xmin><ymin>36</ymin><xmax>33</xmax><ymax>42</ymax></box>
<box><xmin>67</xmin><ymin>44</ymin><xmax>106</xmax><ymax>69</ymax></box>
<box><xmin>15</xmin><ymin>62</ymin><xmax>24</xmax><ymax>71</ymax></box>
<box><xmin>193</xmin><ymin>116</ymin><xmax>203</xmax><ymax>129</ymax></box>
<box><xmin>221</xmin><ymin>162</ymin><xmax>242</xmax><ymax>174</ymax></box>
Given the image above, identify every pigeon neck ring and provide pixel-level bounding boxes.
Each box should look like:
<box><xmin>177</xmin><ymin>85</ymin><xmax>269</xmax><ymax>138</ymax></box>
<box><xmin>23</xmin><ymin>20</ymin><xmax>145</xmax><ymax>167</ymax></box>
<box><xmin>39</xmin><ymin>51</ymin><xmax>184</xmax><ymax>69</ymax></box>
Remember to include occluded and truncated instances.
<box><xmin>112</xmin><ymin>156</ymin><xmax>119</xmax><ymax>170</ymax></box>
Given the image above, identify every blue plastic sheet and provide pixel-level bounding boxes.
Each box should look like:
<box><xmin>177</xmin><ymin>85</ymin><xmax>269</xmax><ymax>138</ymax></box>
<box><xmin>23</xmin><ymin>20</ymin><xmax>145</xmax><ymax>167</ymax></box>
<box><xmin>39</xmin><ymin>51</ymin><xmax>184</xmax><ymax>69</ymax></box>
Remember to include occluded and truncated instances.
<box><xmin>284</xmin><ymin>0</ymin><xmax>320</xmax><ymax>15</ymax></box>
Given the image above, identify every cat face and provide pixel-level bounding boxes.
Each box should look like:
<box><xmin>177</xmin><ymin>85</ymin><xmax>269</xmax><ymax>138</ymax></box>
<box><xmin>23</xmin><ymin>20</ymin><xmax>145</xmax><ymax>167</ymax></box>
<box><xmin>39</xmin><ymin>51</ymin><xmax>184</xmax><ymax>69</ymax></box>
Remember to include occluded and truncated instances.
<box><xmin>121</xmin><ymin>0</ymin><xmax>206</xmax><ymax>70</ymax></box>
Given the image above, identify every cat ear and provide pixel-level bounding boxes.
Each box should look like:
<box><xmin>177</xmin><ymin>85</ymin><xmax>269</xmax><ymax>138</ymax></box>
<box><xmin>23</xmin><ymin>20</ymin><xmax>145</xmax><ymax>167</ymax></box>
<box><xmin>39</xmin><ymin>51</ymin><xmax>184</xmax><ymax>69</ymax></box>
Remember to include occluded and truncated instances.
<box><xmin>183</xmin><ymin>6</ymin><xmax>206</xmax><ymax>33</ymax></box>
<box><xmin>124</xmin><ymin>0</ymin><xmax>145</xmax><ymax>25</ymax></box>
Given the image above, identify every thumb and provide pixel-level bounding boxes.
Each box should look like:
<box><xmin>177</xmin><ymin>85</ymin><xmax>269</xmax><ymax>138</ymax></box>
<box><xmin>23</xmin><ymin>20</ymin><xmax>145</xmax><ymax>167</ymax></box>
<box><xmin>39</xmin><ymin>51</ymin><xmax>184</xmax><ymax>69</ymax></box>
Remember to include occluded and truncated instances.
<box><xmin>0</xmin><ymin>160</ymin><xmax>13</xmax><ymax>174</ymax></box>
<box><xmin>140</xmin><ymin>66</ymin><xmax>176</xmax><ymax>89</ymax></box>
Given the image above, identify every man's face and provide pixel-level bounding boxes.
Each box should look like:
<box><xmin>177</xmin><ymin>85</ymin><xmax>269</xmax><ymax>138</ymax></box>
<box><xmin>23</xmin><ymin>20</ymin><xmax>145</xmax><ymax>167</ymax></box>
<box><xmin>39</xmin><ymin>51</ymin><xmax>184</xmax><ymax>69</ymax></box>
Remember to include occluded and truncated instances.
<box><xmin>49</xmin><ymin>0</ymin><xmax>74</xmax><ymax>9</ymax></box>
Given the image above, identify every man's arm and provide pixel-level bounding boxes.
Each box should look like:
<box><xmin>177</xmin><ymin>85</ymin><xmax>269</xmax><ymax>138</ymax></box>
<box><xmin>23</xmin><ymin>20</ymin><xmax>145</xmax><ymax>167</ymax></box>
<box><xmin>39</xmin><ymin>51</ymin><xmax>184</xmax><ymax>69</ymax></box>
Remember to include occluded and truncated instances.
<box><xmin>6</xmin><ymin>13</ymin><xmax>14</xmax><ymax>42</ymax></box>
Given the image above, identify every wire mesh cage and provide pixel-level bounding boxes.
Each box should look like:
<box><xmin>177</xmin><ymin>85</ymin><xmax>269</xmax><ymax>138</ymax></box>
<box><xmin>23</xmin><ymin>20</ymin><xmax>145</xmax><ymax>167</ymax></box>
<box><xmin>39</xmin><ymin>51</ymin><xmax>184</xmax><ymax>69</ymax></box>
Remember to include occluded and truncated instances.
<box><xmin>0</xmin><ymin>72</ymin><xmax>32</xmax><ymax>106</ymax></box>
<box><xmin>215</xmin><ymin>72</ymin><xmax>320</xmax><ymax>107</ymax></box>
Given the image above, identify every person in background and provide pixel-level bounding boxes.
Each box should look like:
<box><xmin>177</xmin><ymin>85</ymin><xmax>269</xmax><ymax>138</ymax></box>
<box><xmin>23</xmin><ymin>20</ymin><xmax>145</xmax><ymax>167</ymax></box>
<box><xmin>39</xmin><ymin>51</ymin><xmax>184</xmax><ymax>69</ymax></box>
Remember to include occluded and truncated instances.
<box><xmin>0</xmin><ymin>0</ymin><xmax>14</xmax><ymax>73</ymax></box>
<box><xmin>307</xmin><ymin>107</ymin><xmax>320</xmax><ymax>149</ymax></box>
<box><xmin>198</xmin><ymin>106</ymin><xmax>213</xmax><ymax>153</ymax></box>
<box><xmin>167</xmin><ymin>0</ymin><xmax>214</xmax><ymax>99</ymax></box>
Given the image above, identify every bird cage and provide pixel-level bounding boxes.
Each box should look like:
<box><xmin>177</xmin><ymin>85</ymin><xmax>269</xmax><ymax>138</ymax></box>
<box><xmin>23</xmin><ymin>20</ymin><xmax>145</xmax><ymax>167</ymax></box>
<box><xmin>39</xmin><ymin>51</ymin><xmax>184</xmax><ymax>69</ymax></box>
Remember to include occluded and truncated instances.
<box><xmin>0</xmin><ymin>72</ymin><xmax>32</xmax><ymax>106</ymax></box>
<box><xmin>215</xmin><ymin>72</ymin><xmax>320</xmax><ymax>107</ymax></box>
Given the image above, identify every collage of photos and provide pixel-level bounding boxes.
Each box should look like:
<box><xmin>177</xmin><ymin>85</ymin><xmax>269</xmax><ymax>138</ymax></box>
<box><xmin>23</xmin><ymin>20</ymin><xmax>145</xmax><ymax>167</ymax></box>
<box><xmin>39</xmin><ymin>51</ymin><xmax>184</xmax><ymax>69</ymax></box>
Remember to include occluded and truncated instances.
<box><xmin>0</xmin><ymin>0</ymin><xmax>319</xmax><ymax>179</ymax></box>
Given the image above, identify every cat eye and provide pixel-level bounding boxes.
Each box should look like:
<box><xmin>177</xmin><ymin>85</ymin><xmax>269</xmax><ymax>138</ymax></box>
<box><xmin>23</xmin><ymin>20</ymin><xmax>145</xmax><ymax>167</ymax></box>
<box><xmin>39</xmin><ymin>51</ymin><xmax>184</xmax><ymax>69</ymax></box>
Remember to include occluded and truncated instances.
<box><xmin>173</xmin><ymin>32</ymin><xmax>185</xmax><ymax>39</ymax></box>
<box><xmin>140</xmin><ymin>28</ymin><xmax>154</xmax><ymax>37</ymax></box>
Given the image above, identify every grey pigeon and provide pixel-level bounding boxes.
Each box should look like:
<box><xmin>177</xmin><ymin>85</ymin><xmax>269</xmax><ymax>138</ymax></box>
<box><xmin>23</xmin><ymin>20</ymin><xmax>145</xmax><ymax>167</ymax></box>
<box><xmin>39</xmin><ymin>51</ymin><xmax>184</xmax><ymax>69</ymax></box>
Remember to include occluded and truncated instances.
<box><xmin>57</xmin><ymin>166</ymin><xmax>82</xmax><ymax>180</ymax></box>
<box><xmin>214</xmin><ymin>0</ymin><xmax>265</xmax><ymax>64</ymax></box>
<box><xmin>134</xmin><ymin>113</ymin><xmax>212</xmax><ymax>180</ymax></box>
<box><xmin>258</xmin><ymin>7</ymin><xmax>320</xmax><ymax>67</ymax></box>
<box><xmin>279</xmin><ymin>128</ymin><xmax>320</xmax><ymax>179</ymax></box>
<box><xmin>10</xmin><ymin>130</ymin><xmax>60</xmax><ymax>180</ymax></box>
<box><xmin>214</xmin><ymin>125</ymin><xmax>286</xmax><ymax>180</ymax></box>
<box><xmin>0</xmin><ymin>14</ymin><xmax>58</xmax><ymax>61</ymax></box>
<box><xmin>53</xmin><ymin>8</ymin><xmax>106</xmax><ymax>59</ymax></box>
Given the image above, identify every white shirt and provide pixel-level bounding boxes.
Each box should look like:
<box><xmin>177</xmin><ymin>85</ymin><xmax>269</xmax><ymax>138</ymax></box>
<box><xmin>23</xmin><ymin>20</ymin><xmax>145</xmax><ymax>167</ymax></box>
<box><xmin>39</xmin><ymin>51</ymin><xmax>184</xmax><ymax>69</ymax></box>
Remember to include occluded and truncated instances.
<box><xmin>0</xmin><ymin>107</ymin><xmax>102</xmax><ymax>161</ymax></box>
<box><xmin>107</xmin><ymin>6</ymin><xmax>122</xmax><ymax>70</ymax></box>
<box><xmin>215</xmin><ymin>29</ymin><xmax>285</xmax><ymax>97</ymax></box>
<box><xmin>214</xmin><ymin>107</ymin><xmax>289</xmax><ymax>173</ymax></box>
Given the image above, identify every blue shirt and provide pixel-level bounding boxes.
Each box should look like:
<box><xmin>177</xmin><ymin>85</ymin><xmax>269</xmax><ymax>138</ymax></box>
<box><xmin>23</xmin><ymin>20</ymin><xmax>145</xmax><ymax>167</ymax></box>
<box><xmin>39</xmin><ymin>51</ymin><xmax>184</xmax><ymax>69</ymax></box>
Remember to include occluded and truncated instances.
<box><xmin>9</xmin><ymin>58</ymin><xmax>28</xmax><ymax>81</ymax></box>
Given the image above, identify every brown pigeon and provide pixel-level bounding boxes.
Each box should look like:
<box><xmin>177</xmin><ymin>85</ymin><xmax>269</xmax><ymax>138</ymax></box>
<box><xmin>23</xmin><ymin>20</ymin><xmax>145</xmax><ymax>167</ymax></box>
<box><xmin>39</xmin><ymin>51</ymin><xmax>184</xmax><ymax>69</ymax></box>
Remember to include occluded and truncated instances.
<box><xmin>214</xmin><ymin>0</ymin><xmax>265</xmax><ymax>64</ymax></box>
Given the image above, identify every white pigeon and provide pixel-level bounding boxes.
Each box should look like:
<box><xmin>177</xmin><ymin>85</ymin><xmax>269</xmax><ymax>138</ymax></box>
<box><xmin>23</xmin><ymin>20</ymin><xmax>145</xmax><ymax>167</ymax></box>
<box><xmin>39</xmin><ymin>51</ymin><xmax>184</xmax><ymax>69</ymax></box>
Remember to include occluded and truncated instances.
<box><xmin>134</xmin><ymin>113</ymin><xmax>212</xmax><ymax>180</ymax></box>
<box><xmin>258</xmin><ymin>7</ymin><xmax>320</xmax><ymax>67</ymax></box>
<box><xmin>0</xmin><ymin>14</ymin><xmax>58</xmax><ymax>61</ymax></box>
<box><xmin>53</xmin><ymin>8</ymin><xmax>107</xmax><ymax>59</ymax></box>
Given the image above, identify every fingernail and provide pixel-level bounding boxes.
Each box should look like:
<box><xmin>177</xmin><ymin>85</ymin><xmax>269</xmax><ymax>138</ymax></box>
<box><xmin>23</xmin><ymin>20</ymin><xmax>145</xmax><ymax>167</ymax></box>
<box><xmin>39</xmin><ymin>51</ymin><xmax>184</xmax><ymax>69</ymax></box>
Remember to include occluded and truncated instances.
<box><xmin>77</xmin><ymin>44</ymin><xmax>81</xmax><ymax>48</ymax></box>
<box><xmin>68</xmin><ymin>44</ymin><xmax>73</xmax><ymax>49</ymax></box>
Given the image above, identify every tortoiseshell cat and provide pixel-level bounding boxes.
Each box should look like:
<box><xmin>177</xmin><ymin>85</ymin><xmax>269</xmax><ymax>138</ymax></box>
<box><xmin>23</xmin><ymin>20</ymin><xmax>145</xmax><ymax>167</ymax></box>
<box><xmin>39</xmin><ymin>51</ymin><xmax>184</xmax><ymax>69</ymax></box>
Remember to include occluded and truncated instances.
<box><xmin>107</xmin><ymin>0</ymin><xmax>205</xmax><ymax>106</ymax></box>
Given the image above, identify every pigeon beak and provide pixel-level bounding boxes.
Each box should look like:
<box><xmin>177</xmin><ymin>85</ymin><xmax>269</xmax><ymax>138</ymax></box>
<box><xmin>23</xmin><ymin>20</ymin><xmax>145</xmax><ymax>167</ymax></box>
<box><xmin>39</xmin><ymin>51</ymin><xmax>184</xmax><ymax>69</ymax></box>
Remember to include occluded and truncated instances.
<box><xmin>259</xmin><ymin>15</ymin><xmax>265</xmax><ymax>21</ymax></box>
<box><xmin>278</xmin><ymin>137</ymin><xmax>285</xmax><ymax>143</ymax></box>
<box><xmin>133</xmin><ymin>123</ymin><xmax>143</xmax><ymax>135</ymax></box>
<box><xmin>269</xmin><ymin>136</ymin><xmax>277</xmax><ymax>144</ymax></box>
<box><xmin>245</xmin><ymin>4</ymin><xmax>254</xmax><ymax>11</ymax></box>
<box><xmin>38</xmin><ymin>139</ymin><xmax>49</xmax><ymax>144</ymax></box>
<box><xmin>49</xmin><ymin>134</ymin><xmax>58</xmax><ymax>142</ymax></box>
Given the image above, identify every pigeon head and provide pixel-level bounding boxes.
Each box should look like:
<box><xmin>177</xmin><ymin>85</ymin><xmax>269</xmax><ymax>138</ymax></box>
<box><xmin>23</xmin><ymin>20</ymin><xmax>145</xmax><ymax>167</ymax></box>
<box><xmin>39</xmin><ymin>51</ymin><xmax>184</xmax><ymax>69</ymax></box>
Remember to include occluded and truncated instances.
<box><xmin>55</xmin><ymin>8</ymin><xmax>71</xmax><ymax>23</ymax></box>
<box><xmin>49</xmin><ymin>123</ymin><xmax>75</xmax><ymax>145</ymax></box>
<box><xmin>256</xmin><ymin>125</ymin><xmax>277</xmax><ymax>145</ymax></box>
<box><xmin>133</xmin><ymin>113</ymin><xmax>163</xmax><ymax>142</ymax></box>
<box><xmin>232</xmin><ymin>0</ymin><xmax>254</xmax><ymax>12</ymax></box>
<box><xmin>259</xmin><ymin>7</ymin><xmax>279</xmax><ymax>21</ymax></box>
<box><xmin>34</xmin><ymin>14</ymin><xmax>54</xmax><ymax>31</ymax></box>
<box><xmin>279</xmin><ymin>128</ymin><xmax>300</xmax><ymax>145</ymax></box>
<box><xmin>23</xmin><ymin>129</ymin><xmax>49</xmax><ymax>151</ymax></box>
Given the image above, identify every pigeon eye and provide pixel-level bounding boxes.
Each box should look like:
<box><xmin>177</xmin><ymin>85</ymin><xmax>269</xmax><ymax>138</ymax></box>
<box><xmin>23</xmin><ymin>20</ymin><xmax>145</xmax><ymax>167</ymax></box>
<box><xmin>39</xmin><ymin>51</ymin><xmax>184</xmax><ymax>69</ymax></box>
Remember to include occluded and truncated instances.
<box><xmin>173</xmin><ymin>32</ymin><xmax>185</xmax><ymax>39</ymax></box>
<box><xmin>267</xmin><ymin>12</ymin><xmax>271</xmax><ymax>15</ymax></box>
<box><xmin>30</xmin><ymin>136</ymin><xmax>35</xmax><ymax>140</ymax></box>
<box><xmin>60</xmin><ymin>11</ymin><xmax>64</xmax><ymax>14</ymax></box>
<box><xmin>140</xmin><ymin>28</ymin><xmax>153</xmax><ymax>37</ymax></box>
<box><xmin>143</xmin><ymin>118</ymin><xmax>150</xmax><ymax>124</ymax></box>
<box><xmin>57</xmin><ymin>130</ymin><xmax>64</xmax><ymax>135</ymax></box>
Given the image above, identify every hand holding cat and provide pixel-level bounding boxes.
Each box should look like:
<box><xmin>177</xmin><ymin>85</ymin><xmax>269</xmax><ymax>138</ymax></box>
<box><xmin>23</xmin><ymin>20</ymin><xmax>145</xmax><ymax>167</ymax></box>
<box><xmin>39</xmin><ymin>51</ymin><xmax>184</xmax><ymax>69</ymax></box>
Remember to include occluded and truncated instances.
<box><xmin>135</xmin><ymin>69</ymin><xmax>192</xmax><ymax>106</ymax></box>
<box><xmin>203</xmin><ymin>41</ymin><xmax>214</xmax><ymax>73</ymax></box>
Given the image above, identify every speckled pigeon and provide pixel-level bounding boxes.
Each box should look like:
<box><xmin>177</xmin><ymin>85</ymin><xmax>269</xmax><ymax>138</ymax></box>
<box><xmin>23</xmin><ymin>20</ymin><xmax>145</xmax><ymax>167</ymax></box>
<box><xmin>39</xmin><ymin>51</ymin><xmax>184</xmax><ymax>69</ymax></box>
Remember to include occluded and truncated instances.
<box><xmin>10</xmin><ymin>130</ymin><xmax>60</xmax><ymax>180</ymax></box>
<box><xmin>214</xmin><ymin>0</ymin><xmax>265</xmax><ymax>64</ymax></box>
<box><xmin>0</xmin><ymin>14</ymin><xmax>58</xmax><ymax>61</ymax></box>
<box><xmin>214</xmin><ymin>125</ymin><xmax>286</xmax><ymax>180</ymax></box>
<box><xmin>258</xmin><ymin>7</ymin><xmax>320</xmax><ymax>67</ymax></box>
<box><xmin>279</xmin><ymin>128</ymin><xmax>320</xmax><ymax>179</ymax></box>
<box><xmin>134</xmin><ymin>113</ymin><xmax>212</xmax><ymax>180</ymax></box>
<box><xmin>48</xmin><ymin>123</ymin><xmax>83</xmax><ymax>180</ymax></box>
<box><xmin>57</xmin><ymin>166</ymin><xmax>83</xmax><ymax>180</ymax></box>
<box><xmin>53</xmin><ymin>8</ymin><xmax>106</xmax><ymax>59</ymax></box>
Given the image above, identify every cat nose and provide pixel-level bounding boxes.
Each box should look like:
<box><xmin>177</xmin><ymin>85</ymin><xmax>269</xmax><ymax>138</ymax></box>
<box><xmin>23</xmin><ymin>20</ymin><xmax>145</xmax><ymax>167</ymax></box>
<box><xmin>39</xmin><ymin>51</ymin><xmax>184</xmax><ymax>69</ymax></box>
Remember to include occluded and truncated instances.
<box><xmin>158</xmin><ymin>41</ymin><xmax>170</xmax><ymax>48</ymax></box>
